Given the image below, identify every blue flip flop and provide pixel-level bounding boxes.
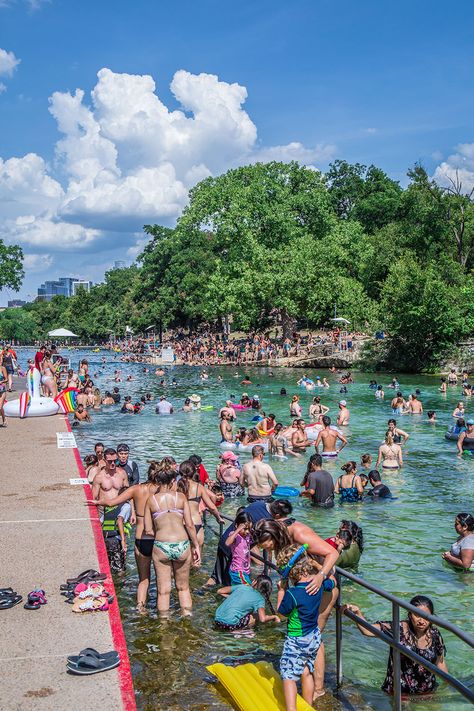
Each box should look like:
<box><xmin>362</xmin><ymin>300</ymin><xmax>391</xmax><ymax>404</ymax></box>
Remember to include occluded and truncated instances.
<box><xmin>67</xmin><ymin>648</ymin><xmax>119</xmax><ymax>666</ymax></box>
<box><xmin>66</xmin><ymin>652</ymin><xmax>120</xmax><ymax>675</ymax></box>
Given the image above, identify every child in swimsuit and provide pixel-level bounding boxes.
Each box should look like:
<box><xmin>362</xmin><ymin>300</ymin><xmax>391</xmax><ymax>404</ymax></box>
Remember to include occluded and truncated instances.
<box><xmin>225</xmin><ymin>511</ymin><xmax>253</xmax><ymax>585</ymax></box>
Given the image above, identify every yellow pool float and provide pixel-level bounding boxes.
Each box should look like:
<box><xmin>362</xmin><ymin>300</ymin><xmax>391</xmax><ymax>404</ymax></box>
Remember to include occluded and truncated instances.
<box><xmin>206</xmin><ymin>661</ymin><xmax>313</xmax><ymax>711</ymax></box>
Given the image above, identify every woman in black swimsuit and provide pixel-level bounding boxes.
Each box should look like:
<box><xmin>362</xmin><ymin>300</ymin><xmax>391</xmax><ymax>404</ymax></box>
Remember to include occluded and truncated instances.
<box><xmin>457</xmin><ymin>420</ymin><xmax>474</xmax><ymax>453</ymax></box>
<box><xmin>178</xmin><ymin>460</ymin><xmax>223</xmax><ymax>550</ymax></box>
<box><xmin>88</xmin><ymin>460</ymin><xmax>162</xmax><ymax>611</ymax></box>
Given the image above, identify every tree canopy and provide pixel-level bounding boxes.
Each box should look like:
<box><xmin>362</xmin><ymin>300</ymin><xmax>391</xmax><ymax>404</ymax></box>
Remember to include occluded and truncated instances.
<box><xmin>2</xmin><ymin>159</ymin><xmax>472</xmax><ymax>371</ymax></box>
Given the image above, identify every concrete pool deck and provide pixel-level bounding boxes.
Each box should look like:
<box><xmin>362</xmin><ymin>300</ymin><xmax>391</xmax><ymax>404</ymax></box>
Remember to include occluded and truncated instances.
<box><xmin>0</xmin><ymin>406</ymin><xmax>135</xmax><ymax>710</ymax></box>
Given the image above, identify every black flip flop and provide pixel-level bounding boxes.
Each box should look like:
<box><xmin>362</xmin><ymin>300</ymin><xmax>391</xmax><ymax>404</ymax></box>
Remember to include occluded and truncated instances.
<box><xmin>66</xmin><ymin>570</ymin><xmax>106</xmax><ymax>585</ymax></box>
<box><xmin>66</xmin><ymin>653</ymin><xmax>120</xmax><ymax>675</ymax></box>
<box><xmin>0</xmin><ymin>588</ymin><xmax>14</xmax><ymax>596</ymax></box>
<box><xmin>67</xmin><ymin>649</ymin><xmax>119</xmax><ymax>666</ymax></box>
<box><xmin>0</xmin><ymin>595</ymin><xmax>22</xmax><ymax>610</ymax></box>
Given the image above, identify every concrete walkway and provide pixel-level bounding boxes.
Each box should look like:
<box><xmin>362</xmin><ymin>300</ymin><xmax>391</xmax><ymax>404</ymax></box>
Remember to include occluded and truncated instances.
<box><xmin>0</xmin><ymin>410</ymin><xmax>135</xmax><ymax>710</ymax></box>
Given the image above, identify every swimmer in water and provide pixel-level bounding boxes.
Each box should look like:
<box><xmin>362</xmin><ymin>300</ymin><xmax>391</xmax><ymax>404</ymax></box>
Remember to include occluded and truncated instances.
<box><xmin>337</xmin><ymin>400</ymin><xmax>350</xmax><ymax>426</ymax></box>
<box><xmin>314</xmin><ymin>415</ymin><xmax>348</xmax><ymax>458</ymax></box>
<box><xmin>376</xmin><ymin>432</ymin><xmax>403</xmax><ymax>469</ymax></box>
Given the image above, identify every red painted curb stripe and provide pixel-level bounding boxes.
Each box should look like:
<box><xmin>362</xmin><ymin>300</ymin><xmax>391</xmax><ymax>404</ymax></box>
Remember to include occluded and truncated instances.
<box><xmin>65</xmin><ymin>417</ymin><xmax>136</xmax><ymax>711</ymax></box>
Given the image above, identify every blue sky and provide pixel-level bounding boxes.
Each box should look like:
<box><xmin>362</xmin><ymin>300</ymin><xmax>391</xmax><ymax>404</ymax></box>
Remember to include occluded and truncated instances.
<box><xmin>1</xmin><ymin>0</ymin><xmax>473</xmax><ymax>302</ymax></box>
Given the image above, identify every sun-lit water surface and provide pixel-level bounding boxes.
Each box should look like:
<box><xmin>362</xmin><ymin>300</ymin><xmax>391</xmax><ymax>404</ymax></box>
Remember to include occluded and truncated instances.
<box><xmin>18</xmin><ymin>349</ymin><xmax>473</xmax><ymax>710</ymax></box>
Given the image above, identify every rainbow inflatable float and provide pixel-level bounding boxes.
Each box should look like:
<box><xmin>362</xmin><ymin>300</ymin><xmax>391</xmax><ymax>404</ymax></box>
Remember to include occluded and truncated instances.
<box><xmin>4</xmin><ymin>366</ymin><xmax>61</xmax><ymax>418</ymax></box>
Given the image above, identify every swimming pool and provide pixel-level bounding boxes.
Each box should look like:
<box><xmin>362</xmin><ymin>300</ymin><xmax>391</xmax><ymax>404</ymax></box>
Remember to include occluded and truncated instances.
<box><xmin>16</xmin><ymin>349</ymin><xmax>474</xmax><ymax>709</ymax></box>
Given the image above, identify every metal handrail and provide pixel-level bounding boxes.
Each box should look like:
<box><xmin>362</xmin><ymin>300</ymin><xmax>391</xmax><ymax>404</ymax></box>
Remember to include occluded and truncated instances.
<box><xmin>204</xmin><ymin>510</ymin><xmax>474</xmax><ymax>709</ymax></box>
<box><xmin>335</xmin><ymin>567</ymin><xmax>474</xmax><ymax>709</ymax></box>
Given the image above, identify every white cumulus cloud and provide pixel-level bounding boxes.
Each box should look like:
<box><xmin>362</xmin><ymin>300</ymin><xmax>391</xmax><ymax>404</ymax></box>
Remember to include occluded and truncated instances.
<box><xmin>0</xmin><ymin>47</ymin><xmax>20</xmax><ymax>77</ymax></box>
<box><xmin>0</xmin><ymin>65</ymin><xmax>336</xmax><ymax>292</ymax></box>
<box><xmin>433</xmin><ymin>142</ymin><xmax>474</xmax><ymax>193</ymax></box>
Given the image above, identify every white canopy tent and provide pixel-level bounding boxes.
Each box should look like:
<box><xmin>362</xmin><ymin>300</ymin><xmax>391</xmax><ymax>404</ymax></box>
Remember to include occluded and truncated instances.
<box><xmin>48</xmin><ymin>328</ymin><xmax>79</xmax><ymax>338</ymax></box>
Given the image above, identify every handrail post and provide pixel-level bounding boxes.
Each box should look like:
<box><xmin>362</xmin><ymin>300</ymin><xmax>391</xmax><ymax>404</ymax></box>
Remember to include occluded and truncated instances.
<box><xmin>392</xmin><ymin>602</ymin><xmax>402</xmax><ymax>711</ymax></box>
<box><xmin>263</xmin><ymin>549</ymin><xmax>269</xmax><ymax>576</ymax></box>
<box><xmin>335</xmin><ymin>571</ymin><xmax>343</xmax><ymax>688</ymax></box>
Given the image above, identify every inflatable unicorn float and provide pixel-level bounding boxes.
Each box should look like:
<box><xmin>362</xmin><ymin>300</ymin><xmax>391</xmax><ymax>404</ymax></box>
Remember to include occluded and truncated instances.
<box><xmin>4</xmin><ymin>365</ymin><xmax>77</xmax><ymax>418</ymax></box>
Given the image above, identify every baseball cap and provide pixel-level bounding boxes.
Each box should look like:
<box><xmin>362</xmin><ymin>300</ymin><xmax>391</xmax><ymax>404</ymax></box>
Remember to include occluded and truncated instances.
<box><xmin>117</xmin><ymin>443</ymin><xmax>130</xmax><ymax>453</ymax></box>
<box><xmin>467</xmin><ymin>419</ymin><xmax>474</xmax><ymax>425</ymax></box>
<box><xmin>339</xmin><ymin>400</ymin><xmax>347</xmax><ymax>406</ymax></box>
<box><xmin>221</xmin><ymin>451</ymin><xmax>238</xmax><ymax>461</ymax></box>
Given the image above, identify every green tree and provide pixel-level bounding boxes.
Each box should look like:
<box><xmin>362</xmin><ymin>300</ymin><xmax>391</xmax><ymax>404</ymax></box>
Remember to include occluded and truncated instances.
<box><xmin>0</xmin><ymin>239</ymin><xmax>24</xmax><ymax>292</ymax></box>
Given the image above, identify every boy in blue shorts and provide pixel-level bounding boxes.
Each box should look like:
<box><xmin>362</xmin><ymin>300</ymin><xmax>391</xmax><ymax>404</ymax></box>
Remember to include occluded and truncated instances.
<box><xmin>276</xmin><ymin>544</ymin><xmax>335</xmax><ymax>711</ymax></box>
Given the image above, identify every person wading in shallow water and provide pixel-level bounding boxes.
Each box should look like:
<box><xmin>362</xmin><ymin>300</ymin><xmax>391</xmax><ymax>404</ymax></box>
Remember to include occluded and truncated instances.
<box><xmin>240</xmin><ymin>445</ymin><xmax>278</xmax><ymax>503</ymax></box>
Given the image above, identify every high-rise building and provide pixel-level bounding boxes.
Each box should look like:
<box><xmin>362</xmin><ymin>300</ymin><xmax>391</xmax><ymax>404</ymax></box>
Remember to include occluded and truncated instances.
<box><xmin>72</xmin><ymin>280</ymin><xmax>92</xmax><ymax>295</ymax></box>
<box><xmin>37</xmin><ymin>276</ymin><xmax>91</xmax><ymax>301</ymax></box>
<box><xmin>113</xmin><ymin>260</ymin><xmax>127</xmax><ymax>270</ymax></box>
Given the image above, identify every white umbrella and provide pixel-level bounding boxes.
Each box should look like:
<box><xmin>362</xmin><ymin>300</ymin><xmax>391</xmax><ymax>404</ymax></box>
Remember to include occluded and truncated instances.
<box><xmin>48</xmin><ymin>328</ymin><xmax>79</xmax><ymax>337</ymax></box>
<box><xmin>330</xmin><ymin>318</ymin><xmax>350</xmax><ymax>324</ymax></box>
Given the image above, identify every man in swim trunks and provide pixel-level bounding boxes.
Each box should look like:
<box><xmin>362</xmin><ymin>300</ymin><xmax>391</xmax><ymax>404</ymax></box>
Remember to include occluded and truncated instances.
<box><xmin>337</xmin><ymin>400</ymin><xmax>350</xmax><ymax>426</ymax></box>
<box><xmin>220</xmin><ymin>412</ymin><xmax>234</xmax><ymax>443</ymax></box>
<box><xmin>291</xmin><ymin>419</ymin><xmax>311</xmax><ymax>454</ymax></box>
<box><xmin>92</xmin><ymin>448</ymin><xmax>130</xmax><ymax>505</ymax></box>
<box><xmin>240</xmin><ymin>445</ymin><xmax>279</xmax><ymax>502</ymax></box>
<box><xmin>314</xmin><ymin>415</ymin><xmax>348</xmax><ymax>458</ymax></box>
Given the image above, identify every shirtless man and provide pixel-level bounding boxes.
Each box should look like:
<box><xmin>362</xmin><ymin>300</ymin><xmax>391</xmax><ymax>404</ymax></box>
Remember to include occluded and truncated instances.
<box><xmin>102</xmin><ymin>391</ymin><xmax>116</xmax><ymax>405</ymax></box>
<box><xmin>94</xmin><ymin>442</ymin><xmax>106</xmax><ymax>470</ymax></box>
<box><xmin>240</xmin><ymin>446</ymin><xmax>278</xmax><ymax>502</ymax></box>
<box><xmin>291</xmin><ymin>419</ymin><xmax>311</xmax><ymax>454</ymax></box>
<box><xmin>408</xmin><ymin>393</ymin><xmax>423</xmax><ymax>414</ymax></box>
<box><xmin>219</xmin><ymin>400</ymin><xmax>236</xmax><ymax>420</ymax></box>
<box><xmin>337</xmin><ymin>400</ymin><xmax>350</xmax><ymax>426</ymax></box>
<box><xmin>92</xmin><ymin>448</ymin><xmax>129</xmax><ymax>505</ymax></box>
<box><xmin>73</xmin><ymin>404</ymin><xmax>91</xmax><ymax>422</ymax></box>
<box><xmin>65</xmin><ymin>368</ymin><xmax>80</xmax><ymax>389</ymax></box>
<box><xmin>314</xmin><ymin>415</ymin><xmax>348</xmax><ymax>459</ymax></box>
<box><xmin>219</xmin><ymin>412</ymin><xmax>234</xmax><ymax>443</ymax></box>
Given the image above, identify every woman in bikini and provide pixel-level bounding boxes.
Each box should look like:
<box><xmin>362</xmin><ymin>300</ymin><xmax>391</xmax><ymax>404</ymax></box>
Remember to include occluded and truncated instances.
<box><xmin>178</xmin><ymin>460</ymin><xmax>223</xmax><ymax>549</ymax></box>
<box><xmin>376</xmin><ymin>432</ymin><xmax>403</xmax><ymax>470</ymax></box>
<box><xmin>88</xmin><ymin>460</ymin><xmax>163</xmax><ymax>611</ymax></box>
<box><xmin>41</xmin><ymin>351</ymin><xmax>58</xmax><ymax>398</ymax></box>
<box><xmin>309</xmin><ymin>396</ymin><xmax>329</xmax><ymax>421</ymax></box>
<box><xmin>144</xmin><ymin>466</ymin><xmax>200</xmax><ymax>617</ymax></box>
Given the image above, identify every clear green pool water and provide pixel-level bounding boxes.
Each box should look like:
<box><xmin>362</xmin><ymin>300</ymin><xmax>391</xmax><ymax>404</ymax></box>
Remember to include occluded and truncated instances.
<box><xmin>24</xmin><ymin>349</ymin><xmax>474</xmax><ymax>710</ymax></box>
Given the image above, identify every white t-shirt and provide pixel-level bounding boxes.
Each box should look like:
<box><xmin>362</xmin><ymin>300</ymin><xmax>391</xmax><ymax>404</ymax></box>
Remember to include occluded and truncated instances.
<box><xmin>156</xmin><ymin>400</ymin><xmax>173</xmax><ymax>414</ymax></box>
<box><xmin>450</xmin><ymin>534</ymin><xmax>474</xmax><ymax>568</ymax></box>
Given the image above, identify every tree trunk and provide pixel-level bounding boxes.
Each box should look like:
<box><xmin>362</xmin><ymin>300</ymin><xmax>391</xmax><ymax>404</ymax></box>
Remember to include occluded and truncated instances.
<box><xmin>280</xmin><ymin>309</ymin><xmax>297</xmax><ymax>340</ymax></box>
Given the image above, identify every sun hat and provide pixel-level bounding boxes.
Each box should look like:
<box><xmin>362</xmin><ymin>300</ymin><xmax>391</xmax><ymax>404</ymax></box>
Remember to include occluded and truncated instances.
<box><xmin>189</xmin><ymin>394</ymin><xmax>201</xmax><ymax>403</ymax></box>
<box><xmin>466</xmin><ymin>419</ymin><xmax>474</xmax><ymax>425</ymax></box>
<box><xmin>242</xmin><ymin>392</ymin><xmax>248</xmax><ymax>397</ymax></box>
<box><xmin>221</xmin><ymin>451</ymin><xmax>238</xmax><ymax>461</ymax></box>
<box><xmin>339</xmin><ymin>400</ymin><xmax>347</xmax><ymax>406</ymax></box>
<box><xmin>253</xmin><ymin>395</ymin><xmax>259</xmax><ymax>400</ymax></box>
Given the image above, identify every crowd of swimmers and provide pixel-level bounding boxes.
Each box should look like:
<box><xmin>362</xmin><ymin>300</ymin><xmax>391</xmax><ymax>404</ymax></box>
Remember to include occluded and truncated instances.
<box><xmin>2</xmin><ymin>346</ymin><xmax>472</xmax><ymax>708</ymax></box>
<box><xmin>75</xmin><ymin>364</ymin><xmax>474</xmax><ymax>710</ymax></box>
